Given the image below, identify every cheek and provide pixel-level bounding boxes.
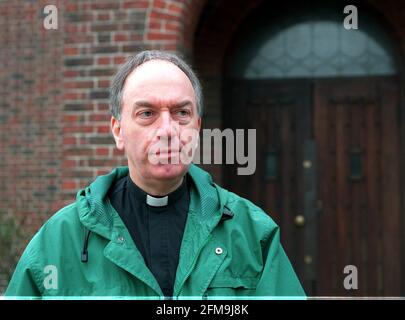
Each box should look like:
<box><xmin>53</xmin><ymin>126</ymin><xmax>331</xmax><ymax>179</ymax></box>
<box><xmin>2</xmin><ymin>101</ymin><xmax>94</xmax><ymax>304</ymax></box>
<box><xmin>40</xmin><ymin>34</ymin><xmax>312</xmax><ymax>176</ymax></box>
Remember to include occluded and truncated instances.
<box><xmin>128</xmin><ymin>128</ymin><xmax>157</xmax><ymax>156</ymax></box>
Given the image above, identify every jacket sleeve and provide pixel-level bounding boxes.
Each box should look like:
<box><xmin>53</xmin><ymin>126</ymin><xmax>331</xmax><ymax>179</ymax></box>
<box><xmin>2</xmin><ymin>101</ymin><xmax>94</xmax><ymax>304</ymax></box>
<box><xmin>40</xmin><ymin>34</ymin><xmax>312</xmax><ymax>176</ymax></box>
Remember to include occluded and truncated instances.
<box><xmin>256</xmin><ymin>226</ymin><xmax>306</xmax><ymax>297</ymax></box>
<box><xmin>5</xmin><ymin>245</ymin><xmax>42</xmax><ymax>297</ymax></box>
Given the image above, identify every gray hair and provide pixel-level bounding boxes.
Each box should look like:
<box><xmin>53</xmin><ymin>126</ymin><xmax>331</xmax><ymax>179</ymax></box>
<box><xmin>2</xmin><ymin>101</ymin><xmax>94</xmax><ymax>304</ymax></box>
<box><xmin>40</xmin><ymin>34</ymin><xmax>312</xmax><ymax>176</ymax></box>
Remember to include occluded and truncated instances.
<box><xmin>109</xmin><ymin>50</ymin><xmax>203</xmax><ymax>120</ymax></box>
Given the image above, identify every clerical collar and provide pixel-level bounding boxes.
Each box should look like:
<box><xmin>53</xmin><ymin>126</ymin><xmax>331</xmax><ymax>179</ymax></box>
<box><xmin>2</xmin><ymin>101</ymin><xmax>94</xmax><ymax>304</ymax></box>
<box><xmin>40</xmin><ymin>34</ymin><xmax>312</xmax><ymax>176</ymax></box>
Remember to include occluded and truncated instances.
<box><xmin>126</xmin><ymin>174</ymin><xmax>187</xmax><ymax>207</ymax></box>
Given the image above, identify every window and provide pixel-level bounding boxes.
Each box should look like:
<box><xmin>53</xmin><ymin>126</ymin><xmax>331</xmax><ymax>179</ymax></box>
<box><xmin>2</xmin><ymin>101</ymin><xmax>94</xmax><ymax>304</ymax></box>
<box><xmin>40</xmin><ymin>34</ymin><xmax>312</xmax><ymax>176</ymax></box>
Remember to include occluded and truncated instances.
<box><xmin>228</xmin><ymin>12</ymin><xmax>397</xmax><ymax>79</ymax></box>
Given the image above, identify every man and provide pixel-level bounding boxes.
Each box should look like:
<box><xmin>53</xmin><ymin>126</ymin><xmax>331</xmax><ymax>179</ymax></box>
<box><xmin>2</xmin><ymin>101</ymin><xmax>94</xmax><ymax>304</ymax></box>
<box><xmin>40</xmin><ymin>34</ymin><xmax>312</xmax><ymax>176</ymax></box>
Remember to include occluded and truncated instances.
<box><xmin>6</xmin><ymin>50</ymin><xmax>305</xmax><ymax>298</ymax></box>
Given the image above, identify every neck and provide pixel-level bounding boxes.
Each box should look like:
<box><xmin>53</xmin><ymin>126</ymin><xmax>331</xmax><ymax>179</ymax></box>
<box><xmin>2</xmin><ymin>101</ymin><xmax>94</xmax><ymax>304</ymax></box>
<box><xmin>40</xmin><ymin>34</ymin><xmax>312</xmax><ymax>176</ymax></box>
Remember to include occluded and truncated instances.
<box><xmin>129</xmin><ymin>170</ymin><xmax>184</xmax><ymax>196</ymax></box>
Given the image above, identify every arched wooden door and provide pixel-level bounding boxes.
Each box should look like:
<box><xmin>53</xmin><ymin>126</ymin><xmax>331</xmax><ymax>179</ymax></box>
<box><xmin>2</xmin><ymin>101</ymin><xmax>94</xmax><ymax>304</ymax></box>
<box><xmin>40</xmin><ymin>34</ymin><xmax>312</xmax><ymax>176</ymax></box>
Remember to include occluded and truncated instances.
<box><xmin>223</xmin><ymin>7</ymin><xmax>402</xmax><ymax>296</ymax></box>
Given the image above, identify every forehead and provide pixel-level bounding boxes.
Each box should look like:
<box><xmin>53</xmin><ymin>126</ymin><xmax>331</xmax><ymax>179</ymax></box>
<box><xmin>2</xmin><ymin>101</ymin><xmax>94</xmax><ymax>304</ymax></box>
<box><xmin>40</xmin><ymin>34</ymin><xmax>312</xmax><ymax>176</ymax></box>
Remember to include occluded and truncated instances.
<box><xmin>123</xmin><ymin>60</ymin><xmax>195</xmax><ymax>97</ymax></box>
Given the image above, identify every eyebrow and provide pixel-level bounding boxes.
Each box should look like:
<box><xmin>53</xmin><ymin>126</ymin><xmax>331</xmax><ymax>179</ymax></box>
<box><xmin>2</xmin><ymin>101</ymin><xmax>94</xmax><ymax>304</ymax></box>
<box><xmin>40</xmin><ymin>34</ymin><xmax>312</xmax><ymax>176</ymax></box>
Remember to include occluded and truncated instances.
<box><xmin>133</xmin><ymin>100</ymin><xmax>193</xmax><ymax>110</ymax></box>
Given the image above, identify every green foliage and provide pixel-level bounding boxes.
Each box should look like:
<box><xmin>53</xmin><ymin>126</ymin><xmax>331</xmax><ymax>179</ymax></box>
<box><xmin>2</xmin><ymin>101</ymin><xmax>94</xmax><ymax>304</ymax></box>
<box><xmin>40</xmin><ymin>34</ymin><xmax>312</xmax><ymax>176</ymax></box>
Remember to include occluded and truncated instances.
<box><xmin>0</xmin><ymin>211</ymin><xmax>30</xmax><ymax>291</ymax></box>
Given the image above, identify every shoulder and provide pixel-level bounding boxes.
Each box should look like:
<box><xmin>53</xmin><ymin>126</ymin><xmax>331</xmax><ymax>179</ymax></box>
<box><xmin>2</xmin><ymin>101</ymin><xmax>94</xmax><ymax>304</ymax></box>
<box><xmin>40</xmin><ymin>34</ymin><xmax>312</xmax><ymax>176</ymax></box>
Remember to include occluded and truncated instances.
<box><xmin>8</xmin><ymin>202</ymin><xmax>82</xmax><ymax>293</ymax></box>
<box><xmin>39</xmin><ymin>202</ymin><xmax>81</xmax><ymax>236</ymax></box>
<box><xmin>24</xmin><ymin>202</ymin><xmax>82</xmax><ymax>261</ymax></box>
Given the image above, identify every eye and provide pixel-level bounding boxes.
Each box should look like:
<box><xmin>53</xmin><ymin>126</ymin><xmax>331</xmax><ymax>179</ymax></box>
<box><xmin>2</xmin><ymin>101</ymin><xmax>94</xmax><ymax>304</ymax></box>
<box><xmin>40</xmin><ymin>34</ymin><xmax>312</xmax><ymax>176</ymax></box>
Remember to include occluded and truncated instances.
<box><xmin>175</xmin><ymin>109</ymin><xmax>190</xmax><ymax>117</ymax></box>
<box><xmin>139</xmin><ymin>110</ymin><xmax>154</xmax><ymax>118</ymax></box>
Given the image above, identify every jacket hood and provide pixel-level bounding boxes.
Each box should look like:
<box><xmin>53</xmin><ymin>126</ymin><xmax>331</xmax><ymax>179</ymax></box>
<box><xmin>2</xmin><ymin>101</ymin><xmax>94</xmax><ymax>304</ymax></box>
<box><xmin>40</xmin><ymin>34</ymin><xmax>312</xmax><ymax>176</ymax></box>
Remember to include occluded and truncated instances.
<box><xmin>76</xmin><ymin>164</ymin><xmax>229</xmax><ymax>240</ymax></box>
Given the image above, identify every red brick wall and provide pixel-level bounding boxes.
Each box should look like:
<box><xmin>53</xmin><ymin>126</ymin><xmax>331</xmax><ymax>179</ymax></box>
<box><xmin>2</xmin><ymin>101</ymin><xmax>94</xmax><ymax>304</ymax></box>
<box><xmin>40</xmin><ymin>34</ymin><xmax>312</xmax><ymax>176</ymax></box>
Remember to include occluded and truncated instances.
<box><xmin>0</xmin><ymin>0</ymin><xmax>206</xmax><ymax>232</ymax></box>
<box><xmin>0</xmin><ymin>0</ymin><xmax>64</xmax><ymax>233</ymax></box>
<box><xmin>0</xmin><ymin>0</ymin><xmax>204</xmax><ymax>288</ymax></box>
<box><xmin>0</xmin><ymin>0</ymin><xmax>205</xmax><ymax>291</ymax></box>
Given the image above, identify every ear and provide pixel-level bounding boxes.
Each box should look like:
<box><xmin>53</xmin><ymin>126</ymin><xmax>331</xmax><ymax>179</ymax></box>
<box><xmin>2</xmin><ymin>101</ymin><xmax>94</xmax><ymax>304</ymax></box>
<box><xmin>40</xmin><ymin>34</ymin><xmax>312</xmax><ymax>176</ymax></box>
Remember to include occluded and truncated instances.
<box><xmin>111</xmin><ymin>116</ymin><xmax>125</xmax><ymax>150</ymax></box>
<box><xmin>197</xmin><ymin>117</ymin><xmax>201</xmax><ymax>131</ymax></box>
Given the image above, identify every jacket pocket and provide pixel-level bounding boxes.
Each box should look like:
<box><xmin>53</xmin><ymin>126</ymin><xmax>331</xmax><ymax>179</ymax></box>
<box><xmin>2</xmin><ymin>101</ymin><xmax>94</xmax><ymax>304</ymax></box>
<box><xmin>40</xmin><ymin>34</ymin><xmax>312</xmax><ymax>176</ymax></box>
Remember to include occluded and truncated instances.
<box><xmin>204</xmin><ymin>276</ymin><xmax>259</xmax><ymax>297</ymax></box>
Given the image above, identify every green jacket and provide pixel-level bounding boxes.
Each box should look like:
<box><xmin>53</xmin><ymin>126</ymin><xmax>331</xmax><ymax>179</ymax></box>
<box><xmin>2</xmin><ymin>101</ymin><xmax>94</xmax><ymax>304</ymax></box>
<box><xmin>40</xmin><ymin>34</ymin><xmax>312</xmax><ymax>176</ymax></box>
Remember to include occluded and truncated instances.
<box><xmin>5</xmin><ymin>165</ymin><xmax>305</xmax><ymax>298</ymax></box>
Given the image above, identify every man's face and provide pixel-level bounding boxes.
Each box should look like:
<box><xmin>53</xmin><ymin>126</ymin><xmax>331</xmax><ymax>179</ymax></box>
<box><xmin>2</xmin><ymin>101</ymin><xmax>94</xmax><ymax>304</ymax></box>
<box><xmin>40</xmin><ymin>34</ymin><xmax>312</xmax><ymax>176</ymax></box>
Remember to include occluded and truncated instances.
<box><xmin>111</xmin><ymin>60</ymin><xmax>201</xmax><ymax>183</ymax></box>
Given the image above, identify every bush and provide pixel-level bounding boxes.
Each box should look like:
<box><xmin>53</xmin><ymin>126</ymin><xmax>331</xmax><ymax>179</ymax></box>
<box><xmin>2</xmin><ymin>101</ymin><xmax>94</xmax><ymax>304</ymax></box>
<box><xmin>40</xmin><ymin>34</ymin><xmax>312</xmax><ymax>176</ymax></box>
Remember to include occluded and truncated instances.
<box><xmin>0</xmin><ymin>211</ymin><xmax>30</xmax><ymax>294</ymax></box>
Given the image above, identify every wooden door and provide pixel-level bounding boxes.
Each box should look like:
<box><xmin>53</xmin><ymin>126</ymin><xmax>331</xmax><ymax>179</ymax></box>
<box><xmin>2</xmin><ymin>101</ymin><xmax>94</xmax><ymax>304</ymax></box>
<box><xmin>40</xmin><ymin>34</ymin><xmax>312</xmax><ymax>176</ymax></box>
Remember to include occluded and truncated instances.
<box><xmin>314</xmin><ymin>77</ymin><xmax>401</xmax><ymax>296</ymax></box>
<box><xmin>224</xmin><ymin>76</ymin><xmax>402</xmax><ymax>296</ymax></box>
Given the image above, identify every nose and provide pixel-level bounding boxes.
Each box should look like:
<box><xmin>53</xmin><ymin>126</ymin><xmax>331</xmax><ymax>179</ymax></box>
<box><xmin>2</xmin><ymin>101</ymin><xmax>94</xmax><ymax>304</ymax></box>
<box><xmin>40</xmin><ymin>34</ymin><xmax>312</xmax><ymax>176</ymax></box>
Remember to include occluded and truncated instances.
<box><xmin>156</xmin><ymin>111</ymin><xmax>179</xmax><ymax>140</ymax></box>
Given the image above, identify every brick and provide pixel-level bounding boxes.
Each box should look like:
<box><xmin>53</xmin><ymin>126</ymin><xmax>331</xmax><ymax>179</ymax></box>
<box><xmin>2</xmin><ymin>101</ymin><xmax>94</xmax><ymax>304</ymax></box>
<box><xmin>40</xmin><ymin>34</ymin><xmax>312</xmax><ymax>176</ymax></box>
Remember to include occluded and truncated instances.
<box><xmin>97</xmin><ymin>57</ymin><xmax>111</xmax><ymax>65</ymax></box>
<box><xmin>64</xmin><ymin>58</ymin><xmax>94</xmax><ymax>67</ymax></box>
<box><xmin>65</xmin><ymin>2</ymin><xmax>79</xmax><ymax>12</ymax></box>
<box><xmin>122</xmin><ymin>44</ymin><xmax>146</xmax><ymax>53</ymax></box>
<box><xmin>122</xmin><ymin>21</ymin><xmax>146</xmax><ymax>31</ymax></box>
<box><xmin>97</xmin><ymin>13</ymin><xmax>111</xmax><ymax>21</ymax></box>
<box><xmin>66</xmin><ymin>13</ymin><xmax>94</xmax><ymax>23</ymax></box>
<box><xmin>149</xmin><ymin>20</ymin><xmax>162</xmax><ymax>30</ymax></box>
<box><xmin>63</xmin><ymin>148</ymin><xmax>93</xmax><ymax>157</ymax></box>
<box><xmin>90</xmin><ymin>90</ymin><xmax>109</xmax><ymax>99</ymax></box>
<box><xmin>64</xmin><ymin>103</ymin><xmax>94</xmax><ymax>112</ymax></box>
<box><xmin>89</xmin><ymin>114</ymin><xmax>110</xmax><ymax>122</ymax></box>
<box><xmin>98</xmin><ymin>33</ymin><xmax>111</xmax><ymax>43</ymax></box>
<box><xmin>63</xmin><ymin>70</ymin><xmax>80</xmax><ymax>78</ymax></box>
<box><xmin>97</xmin><ymin>126</ymin><xmax>111</xmax><ymax>134</ymax></box>
<box><xmin>130</xmin><ymin>34</ymin><xmax>143</xmax><ymax>41</ymax></box>
<box><xmin>96</xmin><ymin>148</ymin><xmax>109</xmax><ymax>156</ymax></box>
<box><xmin>113</xmin><ymin>56</ymin><xmax>127</xmax><ymax>64</ymax></box>
<box><xmin>149</xmin><ymin>10</ymin><xmax>182</xmax><ymax>21</ymax></box>
<box><xmin>64</xmin><ymin>47</ymin><xmax>79</xmax><ymax>56</ymax></box>
<box><xmin>113</xmin><ymin>33</ymin><xmax>130</xmax><ymax>42</ymax></box>
<box><xmin>123</xmin><ymin>1</ymin><xmax>149</xmax><ymax>9</ymax></box>
<box><xmin>165</xmin><ymin>21</ymin><xmax>182</xmax><ymax>33</ymax></box>
<box><xmin>63</xmin><ymin>92</ymin><xmax>80</xmax><ymax>100</ymax></box>
<box><xmin>88</xmin><ymin>69</ymin><xmax>115</xmax><ymax>77</ymax></box>
<box><xmin>65</xmin><ymin>170</ymin><xmax>94</xmax><ymax>178</ymax></box>
<box><xmin>92</xmin><ymin>45</ymin><xmax>119</xmax><ymax>54</ymax></box>
<box><xmin>88</xmin><ymin>159</ymin><xmax>117</xmax><ymax>167</ymax></box>
<box><xmin>63</xmin><ymin>81</ymin><xmax>94</xmax><ymax>89</ymax></box>
<box><xmin>98</xmin><ymin>80</ymin><xmax>110</xmax><ymax>88</ymax></box>
<box><xmin>62</xmin><ymin>180</ymin><xmax>77</xmax><ymax>191</ymax></box>
<box><xmin>65</xmin><ymin>25</ymin><xmax>78</xmax><ymax>33</ymax></box>
<box><xmin>63</xmin><ymin>115</ymin><xmax>79</xmax><ymax>123</ymax></box>
<box><xmin>91</xmin><ymin>2</ymin><xmax>120</xmax><ymax>10</ymax></box>
<box><xmin>153</xmin><ymin>0</ymin><xmax>166</xmax><ymax>9</ymax></box>
<box><xmin>146</xmin><ymin>32</ymin><xmax>180</xmax><ymax>41</ymax></box>
<box><xmin>88</xmin><ymin>136</ymin><xmax>114</xmax><ymax>145</ymax></box>
<box><xmin>63</xmin><ymin>126</ymin><xmax>94</xmax><ymax>134</ymax></box>
<box><xmin>91</xmin><ymin>24</ymin><xmax>119</xmax><ymax>32</ymax></box>
<box><xmin>97</xmin><ymin>103</ymin><xmax>110</xmax><ymax>111</ymax></box>
<box><xmin>65</xmin><ymin>35</ymin><xmax>94</xmax><ymax>44</ymax></box>
<box><xmin>168</xmin><ymin>3</ymin><xmax>184</xmax><ymax>14</ymax></box>
<box><xmin>63</xmin><ymin>137</ymin><xmax>77</xmax><ymax>145</ymax></box>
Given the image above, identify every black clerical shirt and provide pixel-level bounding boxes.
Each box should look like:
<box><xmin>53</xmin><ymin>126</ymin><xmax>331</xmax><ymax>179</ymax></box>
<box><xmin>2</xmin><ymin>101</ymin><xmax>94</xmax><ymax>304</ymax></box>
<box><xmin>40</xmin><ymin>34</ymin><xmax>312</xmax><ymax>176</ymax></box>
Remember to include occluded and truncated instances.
<box><xmin>108</xmin><ymin>174</ymin><xmax>189</xmax><ymax>297</ymax></box>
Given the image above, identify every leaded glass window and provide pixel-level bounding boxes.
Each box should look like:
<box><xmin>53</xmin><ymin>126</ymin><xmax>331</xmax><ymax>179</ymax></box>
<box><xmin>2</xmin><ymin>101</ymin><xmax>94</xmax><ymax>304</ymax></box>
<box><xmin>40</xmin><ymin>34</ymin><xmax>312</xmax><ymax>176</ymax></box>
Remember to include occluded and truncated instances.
<box><xmin>228</xmin><ymin>16</ymin><xmax>397</xmax><ymax>79</ymax></box>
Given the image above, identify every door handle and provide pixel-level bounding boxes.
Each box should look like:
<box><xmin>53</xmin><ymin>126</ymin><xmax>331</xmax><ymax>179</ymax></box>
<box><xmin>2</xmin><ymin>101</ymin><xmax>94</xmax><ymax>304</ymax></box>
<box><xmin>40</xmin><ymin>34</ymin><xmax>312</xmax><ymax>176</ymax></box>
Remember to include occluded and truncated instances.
<box><xmin>294</xmin><ymin>214</ymin><xmax>306</xmax><ymax>227</ymax></box>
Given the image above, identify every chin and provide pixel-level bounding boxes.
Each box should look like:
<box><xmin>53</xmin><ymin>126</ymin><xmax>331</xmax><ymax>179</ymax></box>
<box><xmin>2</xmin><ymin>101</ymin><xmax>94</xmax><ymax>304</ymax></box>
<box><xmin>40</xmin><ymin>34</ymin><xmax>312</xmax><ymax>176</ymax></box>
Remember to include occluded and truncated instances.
<box><xmin>149</xmin><ymin>163</ymin><xmax>188</xmax><ymax>180</ymax></box>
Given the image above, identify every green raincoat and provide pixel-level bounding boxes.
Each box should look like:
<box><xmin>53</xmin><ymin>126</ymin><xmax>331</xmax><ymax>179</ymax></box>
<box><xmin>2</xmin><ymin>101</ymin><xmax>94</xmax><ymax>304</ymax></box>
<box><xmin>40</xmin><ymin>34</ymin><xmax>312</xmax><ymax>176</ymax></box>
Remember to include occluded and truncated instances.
<box><xmin>5</xmin><ymin>165</ymin><xmax>305</xmax><ymax>298</ymax></box>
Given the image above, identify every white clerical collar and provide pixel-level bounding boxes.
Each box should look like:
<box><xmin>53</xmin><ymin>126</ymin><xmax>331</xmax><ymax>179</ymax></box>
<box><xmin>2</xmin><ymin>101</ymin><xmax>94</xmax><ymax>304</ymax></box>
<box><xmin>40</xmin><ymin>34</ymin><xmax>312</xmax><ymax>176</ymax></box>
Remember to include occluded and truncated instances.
<box><xmin>127</xmin><ymin>174</ymin><xmax>187</xmax><ymax>207</ymax></box>
<box><xmin>146</xmin><ymin>194</ymin><xmax>168</xmax><ymax>207</ymax></box>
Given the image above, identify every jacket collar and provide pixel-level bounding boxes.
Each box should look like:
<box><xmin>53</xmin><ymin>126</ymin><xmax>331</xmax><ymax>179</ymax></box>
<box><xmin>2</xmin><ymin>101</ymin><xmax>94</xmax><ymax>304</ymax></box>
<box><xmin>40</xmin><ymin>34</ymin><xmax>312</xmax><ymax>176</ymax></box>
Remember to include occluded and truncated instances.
<box><xmin>76</xmin><ymin>164</ymin><xmax>228</xmax><ymax>241</ymax></box>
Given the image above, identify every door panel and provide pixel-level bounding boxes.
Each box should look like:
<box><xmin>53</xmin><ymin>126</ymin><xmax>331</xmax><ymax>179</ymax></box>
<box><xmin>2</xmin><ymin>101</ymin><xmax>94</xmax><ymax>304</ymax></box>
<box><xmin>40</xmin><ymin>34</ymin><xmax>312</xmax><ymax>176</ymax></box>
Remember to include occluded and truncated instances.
<box><xmin>224</xmin><ymin>76</ymin><xmax>401</xmax><ymax>296</ymax></box>
<box><xmin>223</xmin><ymin>79</ymin><xmax>313</xmax><ymax>287</ymax></box>
<box><xmin>313</xmin><ymin>77</ymin><xmax>401</xmax><ymax>296</ymax></box>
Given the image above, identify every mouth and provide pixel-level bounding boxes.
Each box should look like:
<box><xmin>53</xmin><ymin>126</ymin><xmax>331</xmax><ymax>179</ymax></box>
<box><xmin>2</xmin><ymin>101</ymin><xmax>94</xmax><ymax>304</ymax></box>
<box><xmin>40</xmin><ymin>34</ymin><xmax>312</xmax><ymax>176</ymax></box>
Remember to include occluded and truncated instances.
<box><xmin>155</xmin><ymin>149</ymin><xmax>180</xmax><ymax>155</ymax></box>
